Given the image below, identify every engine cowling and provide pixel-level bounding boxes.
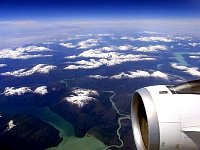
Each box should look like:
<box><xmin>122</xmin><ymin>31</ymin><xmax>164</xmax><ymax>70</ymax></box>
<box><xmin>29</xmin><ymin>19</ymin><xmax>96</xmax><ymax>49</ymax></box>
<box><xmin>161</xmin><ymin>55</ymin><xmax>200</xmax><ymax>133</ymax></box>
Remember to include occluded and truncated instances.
<box><xmin>131</xmin><ymin>80</ymin><xmax>200</xmax><ymax>150</ymax></box>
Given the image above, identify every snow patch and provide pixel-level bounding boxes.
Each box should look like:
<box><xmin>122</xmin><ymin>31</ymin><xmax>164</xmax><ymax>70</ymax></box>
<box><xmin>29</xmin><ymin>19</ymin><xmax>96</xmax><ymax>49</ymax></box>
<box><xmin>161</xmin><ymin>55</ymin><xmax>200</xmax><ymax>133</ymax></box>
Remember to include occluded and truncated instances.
<box><xmin>3</xmin><ymin>87</ymin><xmax>32</xmax><ymax>96</ymax></box>
<box><xmin>171</xmin><ymin>63</ymin><xmax>200</xmax><ymax>77</ymax></box>
<box><xmin>89</xmin><ymin>70</ymin><xmax>169</xmax><ymax>80</ymax></box>
<box><xmin>77</xmin><ymin>39</ymin><xmax>99</xmax><ymax>49</ymax></box>
<box><xmin>59</xmin><ymin>43</ymin><xmax>77</xmax><ymax>48</ymax></box>
<box><xmin>3</xmin><ymin>86</ymin><xmax>48</xmax><ymax>96</ymax></box>
<box><xmin>0</xmin><ymin>46</ymin><xmax>52</xmax><ymax>59</ymax></box>
<box><xmin>137</xmin><ymin>45</ymin><xmax>167</xmax><ymax>52</ymax></box>
<box><xmin>5</xmin><ymin>120</ymin><xmax>16</xmax><ymax>131</ymax></box>
<box><xmin>34</xmin><ymin>86</ymin><xmax>48</xmax><ymax>95</ymax></box>
<box><xmin>0</xmin><ymin>64</ymin><xmax>7</xmax><ymax>67</ymax></box>
<box><xmin>189</xmin><ymin>43</ymin><xmax>200</xmax><ymax>47</ymax></box>
<box><xmin>65</xmin><ymin>49</ymin><xmax>155</xmax><ymax>69</ymax></box>
<box><xmin>1</xmin><ymin>64</ymin><xmax>56</xmax><ymax>77</ymax></box>
<box><xmin>64</xmin><ymin>88</ymin><xmax>99</xmax><ymax>108</ymax></box>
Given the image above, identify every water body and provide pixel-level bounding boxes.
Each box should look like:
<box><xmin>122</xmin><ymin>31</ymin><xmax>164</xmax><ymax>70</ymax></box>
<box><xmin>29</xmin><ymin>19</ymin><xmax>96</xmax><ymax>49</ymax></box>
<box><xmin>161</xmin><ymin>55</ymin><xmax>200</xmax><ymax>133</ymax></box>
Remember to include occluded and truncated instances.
<box><xmin>43</xmin><ymin>107</ymin><xmax>107</xmax><ymax>150</ymax></box>
<box><xmin>173</xmin><ymin>52</ymin><xmax>189</xmax><ymax>66</ymax></box>
<box><xmin>157</xmin><ymin>52</ymin><xmax>189</xmax><ymax>71</ymax></box>
<box><xmin>0</xmin><ymin>107</ymin><xmax>106</xmax><ymax>150</ymax></box>
<box><xmin>60</xmin><ymin>80</ymin><xmax>132</xmax><ymax>150</ymax></box>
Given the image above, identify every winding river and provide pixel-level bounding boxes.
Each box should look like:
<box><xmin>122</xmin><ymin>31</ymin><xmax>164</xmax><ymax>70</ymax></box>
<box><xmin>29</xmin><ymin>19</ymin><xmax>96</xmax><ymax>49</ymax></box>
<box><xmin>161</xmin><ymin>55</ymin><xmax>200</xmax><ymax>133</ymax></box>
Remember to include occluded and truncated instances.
<box><xmin>104</xmin><ymin>91</ymin><xmax>131</xmax><ymax>149</ymax></box>
<box><xmin>59</xmin><ymin>80</ymin><xmax>131</xmax><ymax>150</ymax></box>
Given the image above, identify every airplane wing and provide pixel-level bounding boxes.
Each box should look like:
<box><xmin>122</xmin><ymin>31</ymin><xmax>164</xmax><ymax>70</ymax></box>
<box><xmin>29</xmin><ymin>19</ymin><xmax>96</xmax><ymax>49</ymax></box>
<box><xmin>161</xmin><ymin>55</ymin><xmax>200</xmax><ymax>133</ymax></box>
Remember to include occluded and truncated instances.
<box><xmin>182</xmin><ymin>126</ymin><xmax>200</xmax><ymax>148</ymax></box>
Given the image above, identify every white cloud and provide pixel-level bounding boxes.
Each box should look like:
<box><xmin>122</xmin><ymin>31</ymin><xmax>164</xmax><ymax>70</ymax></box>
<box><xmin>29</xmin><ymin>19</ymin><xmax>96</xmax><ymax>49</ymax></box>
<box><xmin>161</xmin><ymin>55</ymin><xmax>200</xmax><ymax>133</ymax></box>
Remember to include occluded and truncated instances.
<box><xmin>137</xmin><ymin>36</ymin><xmax>173</xmax><ymax>42</ymax></box>
<box><xmin>189</xmin><ymin>55</ymin><xmax>200</xmax><ymax>59</ymax></box>
<box><xmin>65</xmin><ymin>50</ymin><xmax>155</xmax><ymax>70</ymax></box>
<box><xmin>189</xmin><ymin>43</ymin><xmax>200</xmax><ymax>47</ymax></box>
<box><xmin>101</xmin><ymin>46</ymin><xmax>115</xmax><ymax>51</ymax></box>
<box><xmin>65</xmin><ymin>59</ymin><xmax>102</xmax><ymax>70</ymax></box>
<box><xmin>5</xmin><ymin>120</ymin><xmax>16</xmax><ymax>132</ymax></box>
<box><xmin>77</xmin><ymin>39</ymin><xmax>99</xmax><ymax>49</ymax></box>
<box><xmin>0</xmin><ymin>64</ymin><xmax>7</xmax><ymax>67</ymax></box>
<box><xmin>0</xmin><ymin>46</ymin><xmax>52</xmax><ymax>59</ymax></box>
<box><xmin>120</xmin><ymin>36</ymin><xmax>173</xmax><ymax>42</ymax></box>
<box><xmin>1</xmin><ymin>64</ymin><xmax>56</xmax><ymax>77</ymax></box>
<box><xmin>110</xmin><ymin>70</ymin><xmax>168</xmax><ymax>79</ymax></box>
<box><xmin>171</xmin><ymin>63</ymin><xmax>200</xmax><ymax>77</ymax></box>
<box><xmin>171</xmin><ymin>63</ymin><xmax>188</xmax><ymax>70</ymax></box>
<box><xmin>177</xmin><ymin>43</ymin><xmax>186</xmax><ymax>46</ymax></box>
<box><xmin>100</xmin><ymin>45</ymin><xmax>165</xmax><ymax>52</ymax></box>
<box><xmin>15</xmin><ymin>46</ymin><xmax>51</xmax><ymax>52</ymax></box>
<box><xmin>3</xmin><ymin>87</ymin><xmax>32</xmax><ymax>96</ymax></box>
<box><xmin>151</xmin><ymin>71</ymin><xmax>169</xmax><ymax>79</ymax></box>
<box><xmin>89</xmin><ymin>75</ymin><xmax>108</xmax><ymax>79</ymax></box>
<box><xmin>43</xmin><ymin>41</ymin><xmax>55</xmax><ymax>45</ymax></box>
<box><xmin>120</xmin><ymin>36</ymin><xmax>134</xmax><ymax>40</ymax></box>
<box><xmin>89</xmin><ymin>70</ymin><xmax>169</xmax><ymax>80</ymax></box>
<box><xmin>141</xmin><ymin>31</ymin><xmax>158</xmax><ymax>34</ymax></box>
<box><xmin>3</xmin><ymin>86</ymin><xmax>48</xmax><ymax>96</ymax></box>
<box><xmin>174</xmin><ymin>36</ymin><xmax>192</xmax><ymax>40</ymax></box>
<box><xmin>64</xmin><ymin>88</ymin><xmax>99</xmax><ymax>108</ymax></box>
<box><xmin>110</xmin><ymin>71</ymin><xmax>150</xmax><ymax>79</ymax></box>
<box><xmin>59</xmin><ymin>42</ymin><xmax>77</xmax><ymax>48</ymax></box>
<box><xmin>34</xmin><ymin>86</ymin><xmax>48</xmax><ymax>95</ymax></box>
<box><xmin>136</xmin><ymin>45</ymin><xmax>167</xmax><ymax>52</ymax></box>
<box><xmin>96</xmin><ymin>33</ymin><xmax>113</xmax><ymax>37</ymax></box>
<box><xmin>118</xmin><ymin>45</ymin><xmax>136</xmax><ymax>51</ymax></box>
<box><xmin>73</xmin><ymin>88</ymin><xmax>99</xmax><ymax>97</ymax></box>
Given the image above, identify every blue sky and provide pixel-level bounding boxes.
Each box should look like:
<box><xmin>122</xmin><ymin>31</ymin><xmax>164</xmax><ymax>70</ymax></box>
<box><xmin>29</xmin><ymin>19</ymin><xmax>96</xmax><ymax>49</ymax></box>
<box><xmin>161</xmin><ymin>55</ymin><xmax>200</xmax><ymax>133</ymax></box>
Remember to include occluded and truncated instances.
<box><xmin>0</xmin><ymin>0</ymin><xmax>200</xmax><ymax>20</ymax></box>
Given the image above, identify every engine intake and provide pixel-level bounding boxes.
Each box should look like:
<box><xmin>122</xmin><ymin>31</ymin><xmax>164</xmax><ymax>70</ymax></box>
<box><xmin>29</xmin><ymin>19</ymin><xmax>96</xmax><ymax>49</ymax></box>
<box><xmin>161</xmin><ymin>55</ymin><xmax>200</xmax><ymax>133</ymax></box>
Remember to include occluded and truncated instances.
<box><xmin>131</xmin><ymin>80</ymin><xmax>200</xmax><ymax>150</ymax></box>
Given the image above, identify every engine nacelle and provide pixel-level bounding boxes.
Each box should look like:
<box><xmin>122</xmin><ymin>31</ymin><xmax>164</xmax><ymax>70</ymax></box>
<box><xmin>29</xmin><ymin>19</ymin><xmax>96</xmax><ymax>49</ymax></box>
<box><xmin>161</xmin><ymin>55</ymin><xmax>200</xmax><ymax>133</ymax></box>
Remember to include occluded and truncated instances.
<box><xmin>131</xmin><ymin>80</ymin><xmax>200</xmax><ymax>150</ymax></box>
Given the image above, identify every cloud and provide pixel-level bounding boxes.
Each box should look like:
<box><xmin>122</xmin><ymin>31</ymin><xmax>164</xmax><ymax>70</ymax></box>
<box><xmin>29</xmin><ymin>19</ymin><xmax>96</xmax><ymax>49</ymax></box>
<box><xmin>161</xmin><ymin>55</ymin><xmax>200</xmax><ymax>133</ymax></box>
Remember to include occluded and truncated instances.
<box><xmin>89</xmin><ymin>75</ymin><xmax>108</xmax><ymax>79</ymax></box>
<box><xmin>65</xmin><ymin>50</ymin><xmax>155</xmax><ymax>69</ymax></box>
<box><xmin>174</xmin><ymin>36</ymin><xmax>192</xmax><ymax>40</ymax></box>
<box><xmin>15</xmin><ymin>46</ymin><xmax>51</xmax><ymax>52</ymax></box>
<box><xmin>0</xmin><ymin>64</ymin><xmax>7</xmax><ymax>67</ymax></box>
<box><xmin>34</xmin><ymin>86</ymin><xmax>48</xmax><ymax>95</ymax></box>
<box><xmin>141</xmin><ymin>31</ymin><xmax>159</xmax><ymax>34</ymax></box>
<box><xmin>3</xmin><ymin>87</ymin><xmax>32</xmax><ymax>96</ymax></box>
<box><xmin>59</xmin><ymin>42</ymin><xmax>77</xmax><ymax>48</ymax></box>
<box><xmin>89</xmin><ymin>70</ymin><xmax>169</xmax><ymax>80</ymax></box>
<box><xmin>101</xmin><ymin>46</ymin><xmax>115</xmax><ymax>51</ymax></box>
<box><xmin>64</xmin><ymin>88</ymin><xmax>99</xmax><ymax>108</ymax></box>
<box><xmin>0</xmin><ymin>46</ymin><xmax>52</xmax><ymax>59</ymax></box>
<box><xmin>3</xmin><ymin>86</ymin><xmax>48</xmax><ymax>96</ymax></box>
<box><xmin>100</xmin><ymin>45</ymin><xmax>166</xmax><ymax>52</ymax></box>
<box><xmin>43</xmin><ymin>41</ymin><xmax>55</xmax><ymax>45</ymax></box>
<box><xmin>60</xmin><ymin>39</ymin><xmax>99</xmax><ymax>49</ymax></box>
<box><xmin>151</xmin><ymin>71</ymin><xmax>169</xmax><ymax>79</ymax></box>
<box><xmin>65</xmin><ymin>59</ymin><xmax>102</xmax><ymax>69</ymax></box>
<box><xmin>118</xmin><ymin>45</ymin><xmax>136</xmax><ymax>51</ymax></box>
<box><xmin>189</xmin><ymin>55</ymin><xmax>200</xmax><ymax>59</ymax></box>
<box><xmin>120</xmin><ymin>36</ymin><xmax>173</xmax><ymax>42</ymax></box>
<box><xmin>5</xmin><ymin>120</ymin><xmax>16</xmax><ymax>132</ymax></box>
<box><xmin>188</xmin><ymin>43</ymin><xmax>200</xmax><ymax>47</ymax></box>
<box><xmin>171</xmin><ymin>63</ymin><xmax>200</xmax><ymax>77</ymax></box>
<box><xmin>120</xmin><ymin>36</ymin><xmax>131</xmax><ymax>40</ymax></box>
<box><xmin>96</xmin><ymin>33</ymin><xmax>113</xmax><ymax>37</ymax></box>
<box><xmin>77</xmin><ymin>39</ymin><xmax>99</xmax><ymax>49</ymax></box>
<box><xmin>137</xmin><ymin>36</ymin><xmax>173</xmax><ymax>42</ymax></box>
<box><xmin>110</xmin><ymin>70</ymin><xmax>169</xmax><ymax>79</ymax></box>
<box><xmin>1</xmin><ymin>64</ymin><xmax>56</xmax><ymax>77</ymax></box>
<box><xmin>177</xmin><ymin>43</ymin><xmax>187</xmax><ymax>46</ymax></box>
<box><xmin>136</xmin><ymin>45</ymin><xmax>167</xmax><ymax>52</ymax></box>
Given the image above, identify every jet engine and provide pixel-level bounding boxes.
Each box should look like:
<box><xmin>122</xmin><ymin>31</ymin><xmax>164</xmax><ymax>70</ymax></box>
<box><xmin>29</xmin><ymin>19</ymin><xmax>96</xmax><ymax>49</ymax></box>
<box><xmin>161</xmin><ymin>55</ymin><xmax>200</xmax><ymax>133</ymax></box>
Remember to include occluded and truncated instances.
<box><xmin>131</xmin><ymin>80</ymin><xmax>200</xmax><ymax>150</ymax></box>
